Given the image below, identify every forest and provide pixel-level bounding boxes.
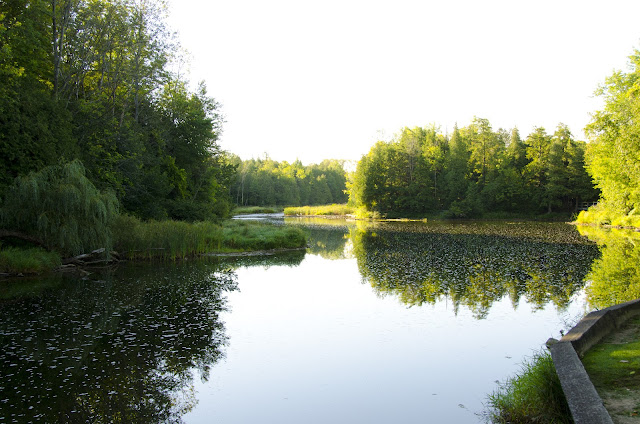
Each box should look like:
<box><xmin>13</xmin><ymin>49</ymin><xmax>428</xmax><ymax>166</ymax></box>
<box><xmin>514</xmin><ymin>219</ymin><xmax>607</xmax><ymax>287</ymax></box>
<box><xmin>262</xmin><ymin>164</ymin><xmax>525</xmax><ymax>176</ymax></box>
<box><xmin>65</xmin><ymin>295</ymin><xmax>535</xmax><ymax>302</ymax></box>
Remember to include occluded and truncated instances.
<box><xmin>1</xmin><ymin>0</ymin><xmax>640</xmax><ymax>264</ymax></box>
<box><xmin>0</xmin><ymin>0</ymin><xmax>234</xmax><ymax>222</ymax></box>
<box><xmin>350</xmin><ymin>120</ymin><xmax>598</xmax><ymax>218</ymax></box>
<box><xmin>228</xmin><ymin>156</ymin><xmax>348</xmax><ymax>207</ymax></box>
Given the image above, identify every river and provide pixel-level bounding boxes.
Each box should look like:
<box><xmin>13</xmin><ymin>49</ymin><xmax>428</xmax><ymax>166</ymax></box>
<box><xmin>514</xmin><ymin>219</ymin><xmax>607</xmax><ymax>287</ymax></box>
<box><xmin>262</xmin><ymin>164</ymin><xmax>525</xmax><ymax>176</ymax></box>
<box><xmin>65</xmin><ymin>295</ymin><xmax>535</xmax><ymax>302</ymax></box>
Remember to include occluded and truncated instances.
<box><xmin>0</xmin><ymin>218</ymin><xmax>602</xmax><ymax>423</ymax></box>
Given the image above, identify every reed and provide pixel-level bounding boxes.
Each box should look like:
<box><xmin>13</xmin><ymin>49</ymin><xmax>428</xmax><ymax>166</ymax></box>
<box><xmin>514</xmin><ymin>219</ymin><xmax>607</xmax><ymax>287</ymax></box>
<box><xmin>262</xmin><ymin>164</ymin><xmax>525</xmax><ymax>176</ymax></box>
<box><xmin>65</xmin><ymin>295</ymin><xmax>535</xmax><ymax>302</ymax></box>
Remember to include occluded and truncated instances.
<box><xmin>0</xmin><ymin>247</ymin><xmax>61</xmax><ymax>274</ymax></box>
<box><xmin>113</xmin><ymin>215</ymin><xmax>222</xmax><ymax>260</ymax></box>
<box><xmin>113</xmin><ymin>215</ymin><xmax>306</xmax><ymax>260</ymax></box>
<box><xmin>284</xmin><ymin>204</ymin><xmax>354</xmax><ymax>216</ymax></box>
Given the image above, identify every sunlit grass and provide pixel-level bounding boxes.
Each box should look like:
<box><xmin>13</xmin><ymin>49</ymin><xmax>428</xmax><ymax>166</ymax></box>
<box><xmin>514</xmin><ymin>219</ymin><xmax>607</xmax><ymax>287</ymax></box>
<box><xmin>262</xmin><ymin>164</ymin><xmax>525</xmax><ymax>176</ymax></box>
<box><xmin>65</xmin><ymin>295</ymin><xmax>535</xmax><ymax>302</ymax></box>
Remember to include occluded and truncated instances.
<box><xmin>0</xmin><ymin>247</ymin><xmax>62</xmax><ymax>274</ymax></box>
<box><xmin>284</xmin><ymin>204</ymin><xmax>354</xmax><ymax>216</ymax></box>
<box><xmin>486</xmin><ymin>350</ymin><xmax>572</xmax><ymax>423</ymax></box>
<box><xmin>232</xmin><ymin>206</ymin><xmax>282</xmax><ymax>215</ymax></box>
<box><xmin>221</xmin><ymin>220</ymin><xmax>306</xmax><ymax>252</ymax></box>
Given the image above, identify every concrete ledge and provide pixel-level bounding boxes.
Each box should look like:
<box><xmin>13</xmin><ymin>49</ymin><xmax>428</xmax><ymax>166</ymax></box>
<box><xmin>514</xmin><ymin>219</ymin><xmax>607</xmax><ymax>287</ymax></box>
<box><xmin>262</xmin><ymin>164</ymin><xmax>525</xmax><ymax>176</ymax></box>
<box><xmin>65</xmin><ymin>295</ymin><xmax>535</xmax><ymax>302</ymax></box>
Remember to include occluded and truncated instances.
<box><xmin>550</xmin><ymin>298</ymin><xmax>640</xmax><ymax>424</ymax></box>
<box><xmin>550</xmin><ymin>342</ymin><xmax>612</xmax><ymax>424</ymax></box>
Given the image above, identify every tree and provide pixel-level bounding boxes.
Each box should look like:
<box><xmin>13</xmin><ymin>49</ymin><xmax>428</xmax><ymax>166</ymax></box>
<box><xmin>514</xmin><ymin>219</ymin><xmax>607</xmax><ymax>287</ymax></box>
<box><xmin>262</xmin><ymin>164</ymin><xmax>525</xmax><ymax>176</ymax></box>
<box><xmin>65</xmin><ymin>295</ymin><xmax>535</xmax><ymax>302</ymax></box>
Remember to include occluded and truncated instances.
<box><xmin>585</xmin><ymin>49</ymin><xmax>640</xmax><ymax>216</ymax></box>
<box><xmin>0</xmin><ymin>160</ymin><xmax>119</xmax><ymax>256</ymax></box>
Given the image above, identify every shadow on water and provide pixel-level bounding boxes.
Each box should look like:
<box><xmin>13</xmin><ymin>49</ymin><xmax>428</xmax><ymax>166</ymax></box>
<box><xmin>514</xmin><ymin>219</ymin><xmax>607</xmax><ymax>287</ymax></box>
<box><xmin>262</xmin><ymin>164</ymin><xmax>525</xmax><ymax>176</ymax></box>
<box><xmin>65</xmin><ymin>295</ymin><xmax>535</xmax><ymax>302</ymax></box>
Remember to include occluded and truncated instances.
<box><xmin>0</xmin><ymin>259</ymin><xmax>237</xmax><ymax>423</ymax></box>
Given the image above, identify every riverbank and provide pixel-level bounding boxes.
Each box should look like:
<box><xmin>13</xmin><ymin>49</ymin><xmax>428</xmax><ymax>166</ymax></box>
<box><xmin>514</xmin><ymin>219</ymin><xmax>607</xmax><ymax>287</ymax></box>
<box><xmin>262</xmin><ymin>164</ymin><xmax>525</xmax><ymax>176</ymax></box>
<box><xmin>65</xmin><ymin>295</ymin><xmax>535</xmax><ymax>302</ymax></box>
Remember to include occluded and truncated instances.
<box><xmin>0</xmin><ymin>218</ymin><xmax>307</xmax><ymax>277</ymax></box>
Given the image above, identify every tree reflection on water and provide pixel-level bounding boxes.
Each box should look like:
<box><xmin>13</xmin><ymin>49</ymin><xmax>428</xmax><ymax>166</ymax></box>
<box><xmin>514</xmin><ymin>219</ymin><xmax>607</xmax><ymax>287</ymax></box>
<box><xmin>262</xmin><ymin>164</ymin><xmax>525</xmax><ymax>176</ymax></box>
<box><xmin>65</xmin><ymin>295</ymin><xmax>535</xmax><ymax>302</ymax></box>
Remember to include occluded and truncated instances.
<box><xmin>0</xmin><ymin>260</ymin><xmax>237</xmax><ymax>423</ymax></box>
<box><xmin>577</xmin><ymin>225</ymin><xmax>640</xmax><ymax>310</ymax></box>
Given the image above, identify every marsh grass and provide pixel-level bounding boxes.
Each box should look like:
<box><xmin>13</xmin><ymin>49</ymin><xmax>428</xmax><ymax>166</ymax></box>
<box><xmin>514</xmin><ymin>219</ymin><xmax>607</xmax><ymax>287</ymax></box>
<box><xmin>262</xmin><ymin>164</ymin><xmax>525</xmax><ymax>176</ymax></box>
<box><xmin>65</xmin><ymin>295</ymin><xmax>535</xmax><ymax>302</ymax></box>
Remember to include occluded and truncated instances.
<box><xmin>284</xmin><ymin>204</ymin><xmax>354</xmax><ymax>216</ymax></box>
<box><xmin>0</xmin><ymin>247</ymin><xmax>62</xmax><ymax>274</ymax></box>
<box><xmin>221</xmin><ymin>220</ymin><xmax>306</xmax><ymax>251</ymax></box>
<box><xmin>113</xmin><ymin>215</ymin><xmax>306</xmax><ymax>260</ymax></box>
<box><xmin>232</xmin><ymin>206</ymin><xmax>282</xmax><ymax>215</ymax></box>
<box><xmin>113</xmin><ymin>215</ymin><xmax>223</xmax><ymax>260</ymax></box>
<box><xmin>486</xmin><ymin>350</ymin><xmax>572</xmax><ymax>424</ymax></box>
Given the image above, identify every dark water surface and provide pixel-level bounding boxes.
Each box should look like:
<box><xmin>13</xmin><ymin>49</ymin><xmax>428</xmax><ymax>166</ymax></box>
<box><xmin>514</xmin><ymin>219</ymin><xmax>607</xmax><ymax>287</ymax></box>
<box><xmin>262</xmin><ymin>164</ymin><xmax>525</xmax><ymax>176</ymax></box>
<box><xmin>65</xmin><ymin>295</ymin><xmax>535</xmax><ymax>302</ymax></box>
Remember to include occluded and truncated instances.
<box><xmin>0</xmin><ymin>220</ymin><xmax>602</xmax><ymax>423</ymax></box>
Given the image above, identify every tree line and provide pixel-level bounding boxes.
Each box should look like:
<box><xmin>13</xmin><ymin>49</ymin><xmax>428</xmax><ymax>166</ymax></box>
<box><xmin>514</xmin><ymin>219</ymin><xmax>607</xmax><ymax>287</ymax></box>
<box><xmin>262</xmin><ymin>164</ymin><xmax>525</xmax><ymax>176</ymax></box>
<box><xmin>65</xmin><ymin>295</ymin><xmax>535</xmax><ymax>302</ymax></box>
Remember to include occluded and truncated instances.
<box><xmin>350</xmin><ymin>119</ymin><xmax>599</xmax><ymax>217</ymax></box>
<box><xmin>228</xmin><ymin>156</ymin><xmax>348</xmax><ymax>207</ymax></box>
<box><xmin>0</xmin><ymin>0</ymin><xmax>234</xmax><ymax>222</ymax></box>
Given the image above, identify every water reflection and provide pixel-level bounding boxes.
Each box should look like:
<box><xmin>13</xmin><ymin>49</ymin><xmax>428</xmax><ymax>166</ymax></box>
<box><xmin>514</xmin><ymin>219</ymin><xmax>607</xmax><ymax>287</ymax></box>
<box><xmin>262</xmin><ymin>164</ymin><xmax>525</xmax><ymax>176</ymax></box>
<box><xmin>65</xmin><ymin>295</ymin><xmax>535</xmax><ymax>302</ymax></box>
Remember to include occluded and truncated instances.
<box><xmin>290</xmin><ymin>219</ymin><xmax>600</xmax><ymax>319</ymax></box>
<box><xmin>577</xmin><ymin>226</ymin><xmax>640</xmax><ymax>309</ymax></box>
<box><xmin>0</xmin><ymin>260</ymin><xmax>237</xmax><ymax>423</ymax></box>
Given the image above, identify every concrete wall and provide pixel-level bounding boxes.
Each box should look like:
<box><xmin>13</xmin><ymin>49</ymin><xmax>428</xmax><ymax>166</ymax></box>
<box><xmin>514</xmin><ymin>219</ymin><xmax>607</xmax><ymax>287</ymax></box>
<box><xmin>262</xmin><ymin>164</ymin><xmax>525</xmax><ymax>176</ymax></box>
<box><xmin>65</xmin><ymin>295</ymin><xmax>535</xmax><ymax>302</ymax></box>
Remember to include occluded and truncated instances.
<box><xmin>549</xmin><ymin>298</ymin><xmax>640</xmax><ymax>424</ymax></box>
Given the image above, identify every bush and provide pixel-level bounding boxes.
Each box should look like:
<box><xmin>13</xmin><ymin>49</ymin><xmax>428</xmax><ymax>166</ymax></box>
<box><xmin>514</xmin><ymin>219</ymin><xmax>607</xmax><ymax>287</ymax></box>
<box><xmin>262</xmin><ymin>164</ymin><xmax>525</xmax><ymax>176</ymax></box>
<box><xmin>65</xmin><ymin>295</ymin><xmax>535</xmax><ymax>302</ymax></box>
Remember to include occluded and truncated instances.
<box><xmin>486</xmin><ymin>350</ymin><xmax>572</xmax><ymax>423</ymax></box>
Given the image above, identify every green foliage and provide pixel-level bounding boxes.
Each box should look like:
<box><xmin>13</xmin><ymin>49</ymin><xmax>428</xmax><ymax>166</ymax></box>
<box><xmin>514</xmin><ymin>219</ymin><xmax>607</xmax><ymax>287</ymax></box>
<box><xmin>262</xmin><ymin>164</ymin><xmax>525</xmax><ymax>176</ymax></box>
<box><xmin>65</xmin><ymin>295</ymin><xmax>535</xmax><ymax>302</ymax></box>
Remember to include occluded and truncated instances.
<box><xmin>350</xmin><ymin>221</ymin><xmax>597</xmax><ymax>318</ymax></box>
<box><xmin>0</xmin><ymin>0</ymin><xmax>234</xmax><ymax>223</ymax></box>
<box><xmin>350</xmin><ymin>121</ymin><xmax>597</xmax><ymax>218</ymax></box>
<box><xmin>0</xmin><ymin>247</ymin><xmax>61</xmax><ymax>273</ymax></box>
<box><xmin>112</xmin><ymin>215</ymin><xmax>306</xmax><ymax>259</ymax></box>
<box><xmin>585</xmin><ymin>49</ymin><xmax>640</xmax><ymax>218</ymax></box>
<box><xmin>486</xmin><ymin>350</ymin><xmax>572</xmax><ymax>424</ymax></box>
<box><xmin>0</xmin><ymin>160</ymin><xmax>119</xmax><ymax>257</ymax></box>
<box><xmin>221</xmin><ymin>221</ymin><xmax>307</xmax><ymax>252</ymax></box>
<box><xmin>284</xmin><ymin>204</ymin><xmax>354</xmax><ymax>216</ymax></box>
<box><xmin>229</xmin><ymin>156</ymin><xmax>348</xmax><ymax>207</ymax></box>
<box><xmin>112</xmin><ymin>215</ymin><xmax>222</xmax><ymax>260</ymax></box>
<box><xmin>576</xmin><ymin>225</ymin><xmax>640</xmax><ymax>309</ymax></box>
<box><xmin>232</xmin><ymin>206</ymin><xmax>281</xmax><ymax>215</ymax></box>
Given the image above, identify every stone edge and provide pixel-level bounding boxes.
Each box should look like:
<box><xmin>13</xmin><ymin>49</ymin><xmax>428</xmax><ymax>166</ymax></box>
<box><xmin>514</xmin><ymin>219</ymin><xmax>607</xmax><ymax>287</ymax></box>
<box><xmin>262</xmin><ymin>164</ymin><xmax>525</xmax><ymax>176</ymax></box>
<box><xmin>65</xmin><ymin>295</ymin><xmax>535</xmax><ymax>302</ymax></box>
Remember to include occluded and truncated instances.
<box><xmin>549</xmin><ymin>298</ymin><xmax>640</xmax><ymax>424</ymax></box>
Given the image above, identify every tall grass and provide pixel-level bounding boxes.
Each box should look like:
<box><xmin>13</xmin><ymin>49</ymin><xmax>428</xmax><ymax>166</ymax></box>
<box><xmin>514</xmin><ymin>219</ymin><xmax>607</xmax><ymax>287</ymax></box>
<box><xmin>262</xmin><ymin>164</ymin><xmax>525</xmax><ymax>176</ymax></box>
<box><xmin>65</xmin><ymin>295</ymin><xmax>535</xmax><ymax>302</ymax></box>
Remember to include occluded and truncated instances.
<box><xmin>0</xmin><ymin>247</ymin><xmax>61</xmax><ymax>273</ymax></box>
<box><xmin>486</xmin><ymin>350</ymin><xmax>572</xmax><ymax>424</ymax></box>
<box><xmin>284</xmin><ymin>204</ymin><xmax>354</xmax><ymax>216</ymax></box>
<box><xmin>221</xmin><ymin>220</ymin><xmax>306</xmax><ymax>251</ymax></box>
<box><xmin>232</xmin><ymin>206</ymin><xmax>282</xmax><ymax>215</ymax></box>
<box><xmin>112</xmin><ymin>215</ymin><xmax>307</xmax><ymax>260</ymax></box>
<box><xmin>113</xmin><ymin>215</ymin><xmax>222</xmax><ymax>260</ymax></box>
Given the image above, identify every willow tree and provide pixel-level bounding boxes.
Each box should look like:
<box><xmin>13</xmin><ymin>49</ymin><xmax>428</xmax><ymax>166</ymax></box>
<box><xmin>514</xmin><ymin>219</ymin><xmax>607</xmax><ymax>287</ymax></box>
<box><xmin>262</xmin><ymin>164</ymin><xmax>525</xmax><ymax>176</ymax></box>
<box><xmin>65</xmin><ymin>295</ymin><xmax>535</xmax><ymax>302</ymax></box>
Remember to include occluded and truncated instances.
<box><xmin>0</xmin><ymin>160</ymin><xmax>119</xmax><ymax>256</ymax></box>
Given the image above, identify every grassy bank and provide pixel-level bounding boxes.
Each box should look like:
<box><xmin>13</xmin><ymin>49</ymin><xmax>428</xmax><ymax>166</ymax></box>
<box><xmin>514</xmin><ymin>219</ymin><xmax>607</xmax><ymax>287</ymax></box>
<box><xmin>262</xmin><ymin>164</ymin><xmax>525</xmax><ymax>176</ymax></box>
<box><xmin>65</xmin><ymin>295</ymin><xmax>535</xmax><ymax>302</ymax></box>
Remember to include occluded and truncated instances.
<box><xmin>113</xmin><ymin>215</ymin><xmax>307</xmax><ymax>260</ymax></box>
<box><xmin>486</xmin><ymin>350</ymin><xmax>572</xmax><ymax>423</ymax></box>
<box><xmin>582</xmin><ymin>316</ymin><xmax>640</xmax><ymax>420</ymax></box>
<box><xmin>232</xmin><ymin>206</ymin><xmax>283</xmax><ymax>215</ymax></box>
<box><xmin>284</xmin><ymin>204</ymin><xmax>355</xmax><ymax>216</ymax></box>
<box><xmin>0</xmin><ymin>247</ymin><xmax>61</xmax><ymax>274</ymax></box>
<box><xmin>1</xmin><ymin>216</ymin><xmax>307</xmax><ymax>274</ymax></box>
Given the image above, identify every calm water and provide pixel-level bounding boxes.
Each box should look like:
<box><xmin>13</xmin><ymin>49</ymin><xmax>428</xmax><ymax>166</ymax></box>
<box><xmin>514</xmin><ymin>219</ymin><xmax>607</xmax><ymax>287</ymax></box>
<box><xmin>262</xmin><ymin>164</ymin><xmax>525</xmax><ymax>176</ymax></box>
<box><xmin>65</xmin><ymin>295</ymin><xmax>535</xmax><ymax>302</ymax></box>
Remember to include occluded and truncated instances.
<box><xmin>0</xmin><ymin>219</ymin><xmax>602</xmax><ymax>423</ymax></box>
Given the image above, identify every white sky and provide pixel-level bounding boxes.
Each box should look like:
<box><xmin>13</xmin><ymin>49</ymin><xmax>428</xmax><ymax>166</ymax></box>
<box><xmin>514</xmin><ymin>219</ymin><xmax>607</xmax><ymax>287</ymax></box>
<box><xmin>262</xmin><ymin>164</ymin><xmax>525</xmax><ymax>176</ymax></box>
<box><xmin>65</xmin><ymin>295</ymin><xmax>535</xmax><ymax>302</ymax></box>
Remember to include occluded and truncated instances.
<box><xmin>167</xmin><ymin>0</ymin><xmax>640</xmax><ymax>165</ymax></box>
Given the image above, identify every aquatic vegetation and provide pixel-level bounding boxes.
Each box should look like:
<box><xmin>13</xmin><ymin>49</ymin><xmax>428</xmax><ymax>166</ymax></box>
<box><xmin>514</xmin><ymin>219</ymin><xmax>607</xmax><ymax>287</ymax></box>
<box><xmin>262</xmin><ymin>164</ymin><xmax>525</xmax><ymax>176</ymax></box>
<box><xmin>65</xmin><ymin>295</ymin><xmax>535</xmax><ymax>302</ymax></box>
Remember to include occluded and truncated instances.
<box><xmin>350</xmin><ymin>221</ymin><xmax>599</xmax><ymax>318</ymax></box>
<box><xmin>0</xmin><ymin>247</ymin><xmax>61</xmax><ymax>274</ymax></box>
<box><xmin>113</xmin><ymin>215</ymin><xmax>223</xmax><ymax>260</ymax></box>
<box><xmin>284</xmin><ymin>203</ymin><xmax>354</xmax><ymax>216</ymax></box>
<box><xmin>221</xmin><ymin>220</ymin><xmax>307</xmax><ymax>251</ymax></box>
<box><xmin>232</xmin><ymin>206</ymin><xmax>281</xmax><ymax>215</ymax></box>
<box><xmin>486</xmin><ymin>350</ymin><xmax>572</xmax><ymax>424</ymax></box>
<box><xmin>113</xmin><ymin>216</ymin><xmax>306</xmax><ymax>260</ymax></box>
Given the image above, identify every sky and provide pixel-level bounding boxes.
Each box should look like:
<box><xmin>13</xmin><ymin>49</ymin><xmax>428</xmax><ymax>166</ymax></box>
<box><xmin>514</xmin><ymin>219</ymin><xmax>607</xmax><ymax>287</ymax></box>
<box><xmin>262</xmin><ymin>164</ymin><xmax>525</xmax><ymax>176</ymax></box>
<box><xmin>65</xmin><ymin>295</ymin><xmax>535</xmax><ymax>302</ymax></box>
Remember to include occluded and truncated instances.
<box><xmin>167</xmin><ymin>0</ymin><xmax>640</xmax><ymax>165</ymax></box>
